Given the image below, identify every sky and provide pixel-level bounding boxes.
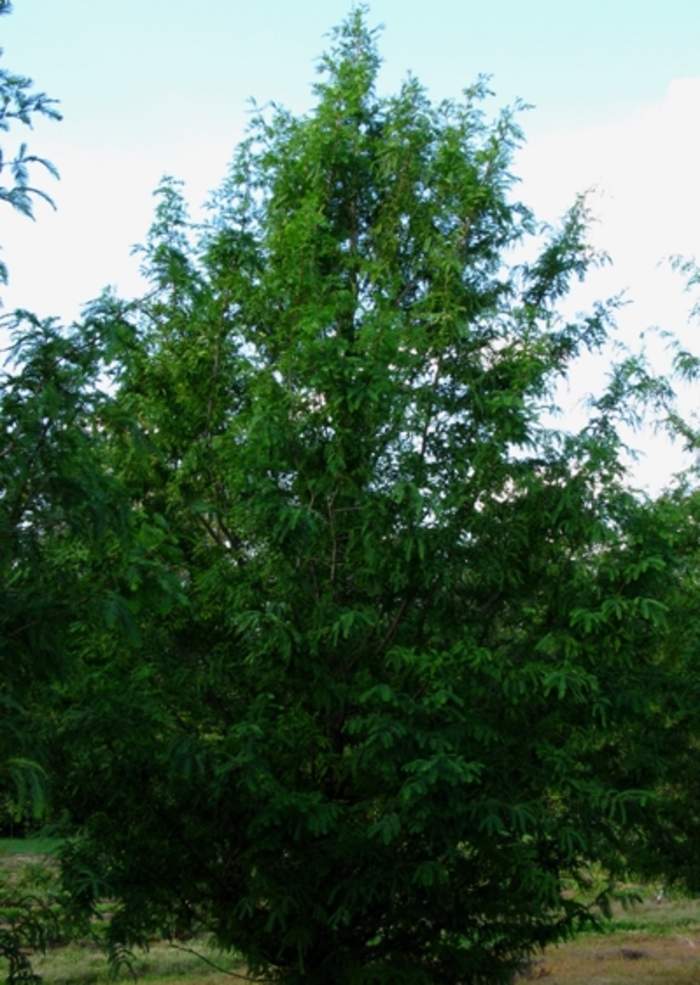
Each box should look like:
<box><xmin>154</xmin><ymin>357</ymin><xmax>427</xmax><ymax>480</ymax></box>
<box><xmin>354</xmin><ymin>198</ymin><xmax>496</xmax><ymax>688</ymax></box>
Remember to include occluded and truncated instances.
<box><xmin>2</xmin><ymin>0</ymin><xmax>700</xmax><ymax>489</ymax></box>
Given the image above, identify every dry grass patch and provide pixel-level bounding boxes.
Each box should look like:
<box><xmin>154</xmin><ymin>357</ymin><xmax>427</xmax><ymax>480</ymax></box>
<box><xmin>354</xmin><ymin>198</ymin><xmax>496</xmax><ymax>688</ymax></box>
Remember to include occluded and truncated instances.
<box><xmin>12</xmin><ymin>938</ymin><xmax>247</xmax><ymax>985</ymax></box>
<box><xmin>529</xmin><ymin>894</ymin><xmax>700</xmax><ymax>985</ymax></box>
<box><xmin>539</xmin><ymin>931</ymin><xmax>700</xmax><ymax>984</ymax></box>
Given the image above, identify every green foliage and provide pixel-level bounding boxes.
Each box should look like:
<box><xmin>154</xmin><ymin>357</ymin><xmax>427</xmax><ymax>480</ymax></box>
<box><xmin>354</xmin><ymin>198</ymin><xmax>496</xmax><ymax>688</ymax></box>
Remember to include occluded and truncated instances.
<box><xmin>0</xmin><ymin>307</ymin><xmax>185</xmax><ymax>804</ymax></box>
<box><xmin>4</xmin><ymin>8</ymin><xmax>700</xmax><ymax>985</ymax></box>
<box><xmin>0</xmin><ymin>0</ymin><xmax>61</xmax><ymax>284</ymax></box>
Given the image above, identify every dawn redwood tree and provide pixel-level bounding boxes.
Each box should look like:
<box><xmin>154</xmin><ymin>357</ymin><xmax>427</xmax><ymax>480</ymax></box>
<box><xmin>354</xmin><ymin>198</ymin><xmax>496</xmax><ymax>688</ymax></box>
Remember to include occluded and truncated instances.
<box><xmin>46</xmin><ymin>9</ymin><xmax>700</xmax><ymax>985</ymax></box>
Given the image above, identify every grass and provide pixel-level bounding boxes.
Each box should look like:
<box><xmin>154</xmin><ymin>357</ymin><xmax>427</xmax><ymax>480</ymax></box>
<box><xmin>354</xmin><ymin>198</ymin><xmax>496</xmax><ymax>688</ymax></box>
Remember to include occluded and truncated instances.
<box><xmin>29</xmin><ymin>939</ymin><xmax>246</xmax><ymax>985</ymax></box>
<box><xmin>0</xmin><ymin>837</ymin><xmax>63</xmax><ymax>858</ymax></box>
<box><xmin>0</xmin><ymin>835</ymin><xmax>63</xmax><ymax>884</ymax></box>
<box><xmin>0</xmin><ymin>837</ymin><xmax>247</xmax><ymax>983</ymax></box>
<box><xmin>522</xmin><ymin>890</ymin><xmax>700</xmax><ymax>984</ymax></box>
<box><xmin>2</xmin><ymin>840</ymin><xmax>699</xmax><ymax>984</ymax></box>
<box><xmin>539</xmin><ymin>929</ymin><xmax>700</xmax><ymax>984</ymax></box>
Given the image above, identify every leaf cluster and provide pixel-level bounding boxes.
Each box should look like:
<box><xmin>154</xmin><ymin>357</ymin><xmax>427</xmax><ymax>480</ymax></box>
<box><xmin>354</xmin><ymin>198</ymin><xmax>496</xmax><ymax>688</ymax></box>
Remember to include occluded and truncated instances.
<box><xmin>0</xmin><ymin>0</ymin><xmax>61</xmax><ymax>283</ymax></box>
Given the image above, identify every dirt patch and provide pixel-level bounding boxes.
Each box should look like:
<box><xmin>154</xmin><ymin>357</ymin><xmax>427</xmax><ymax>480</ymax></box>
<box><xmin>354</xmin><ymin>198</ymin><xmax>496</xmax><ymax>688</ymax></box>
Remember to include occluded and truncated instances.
<box><xmin>0</xmin><ymin>852</ymin><xmax>55</xmax><ymax>878</ymax></box>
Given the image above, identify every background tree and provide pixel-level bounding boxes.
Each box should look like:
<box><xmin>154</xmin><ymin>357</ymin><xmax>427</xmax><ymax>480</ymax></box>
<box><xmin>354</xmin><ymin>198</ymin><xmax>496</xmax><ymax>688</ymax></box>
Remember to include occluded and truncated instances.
<box><xmin>0</xmin><ymin>9</ymin><xmax>82</xmax><ymax>980</ymax></box>
<box><xmin>0</xmin><ymin>304</ymin><xmax>185</xmax><ymax>982</ymax></box>
<box><xmin>0</xmin><ymin>0</ymin><xmax>63</xmax><ymax>823</ymax></box>
<box><xmin>8</xmin><ymin>8</ymin><xmax>699</xmax><ymax>985</ymax></box>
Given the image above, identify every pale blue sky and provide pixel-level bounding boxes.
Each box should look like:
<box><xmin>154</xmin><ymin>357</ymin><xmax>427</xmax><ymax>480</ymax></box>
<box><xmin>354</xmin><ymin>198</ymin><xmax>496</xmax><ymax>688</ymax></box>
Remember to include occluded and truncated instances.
<box><xmin>5</xmin><ymin>1</ymin><xmax>700</xmax><ymax>139</ymax></box>
<box><xmin>2</xmin><ymin>1</ymin><xmax>700</xmax><ymax>487</ymax></box>
<box><xmin>3</xmin><ymin>0</ymin><xmax>700</xmax><ymax>312</ymax></box>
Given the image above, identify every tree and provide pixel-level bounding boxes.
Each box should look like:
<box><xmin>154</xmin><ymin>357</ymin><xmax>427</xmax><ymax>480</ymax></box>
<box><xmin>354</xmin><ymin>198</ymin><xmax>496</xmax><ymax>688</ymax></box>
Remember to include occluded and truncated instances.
<box><xmin>0</xmin><ymin>0</ymin><xmax>61</xmax><ymax>285</ymax></box>
<box><xmin>0</xmin><ymin>308</ymin><xmax>184</xmax><ymax>984</ymax></box>
<box><xmin>0</xmin><ymin>0</ymin><xmax>64</xmax><ymax>823</ymax></box>
<box><xmin>19</xmin><ymin>8</ymin><xmax>700</xmax><ymax>985</ymax></box>
<box><xmin>0</xmin><ymin>9</ymin><xmax>80</xmax><ymax>981</ymax></box>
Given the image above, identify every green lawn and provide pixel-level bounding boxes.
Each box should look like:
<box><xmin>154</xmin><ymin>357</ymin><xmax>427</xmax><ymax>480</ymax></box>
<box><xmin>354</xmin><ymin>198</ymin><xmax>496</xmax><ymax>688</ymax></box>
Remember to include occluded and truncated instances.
<box><xmin>0</xmin><ymin>836</ymin><xmax>63</xmax><ymax>857</ymax></box>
